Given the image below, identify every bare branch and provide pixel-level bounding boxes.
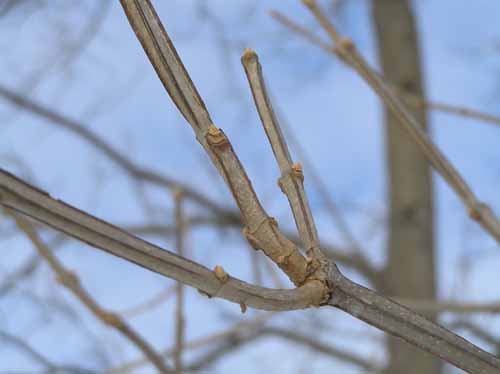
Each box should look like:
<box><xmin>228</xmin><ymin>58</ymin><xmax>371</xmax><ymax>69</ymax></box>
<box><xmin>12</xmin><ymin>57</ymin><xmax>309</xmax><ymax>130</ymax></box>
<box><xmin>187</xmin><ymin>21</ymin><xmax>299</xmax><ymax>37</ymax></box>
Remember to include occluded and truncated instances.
<box><xmin>0</xmin><ymin>84</ymin><xmax>235</xmax><ymax>220</ymax></box>
<box><xmin>0</xmin><ymin>330</ymin><xmax>94</xmax><ymax>374</ymax></box>
<box><xmin>397</xmin><ymin>298</ymin><xmax>500</xmax><ymax>315</ymax></box>
<box><xmin>119</xmin><ymin>0</ymin><xmax>331</xmax><ymax>290</ymax></box>
<box><xmin>6</xmin><ymin>211</ymin><xmax>172</xmax><ymax>374</ymax></box>
<box><xmin>328</xmin><ymin>274</ymin><xmax>500</xmax><ymax>373</ymax></box>
<box><xmin>0</xmin><ymin>86</ymin><xmax>373</xmax><ymax>280</ymax></box>
<box><xmin>119</xmin><ymin>2</ymin><xmax>500</xmax><ymax>371</ymax></box>
<box><xmin>300</xmin><ymin>0</ymin><xmax>500</xmax><ymax>243</ymax></box>
<box><xmin>108</xmin><ymin>313</ymin><xmax>276</xmax><ymax>374</ymax></box>
<box><xmin>173</xmin><ymin>191</ymin><xmax>185</xmax><ymax>373</ymax></box>
<box><xmin>241</xmin><ymin>49</ymin><xmax>324</xmax><ymax>262</ymax></box>
<box><xmin>119</xmin><ymin>285</ymin><xmax>176</xmax><ymax>318</ymax></box>
<box><xmin>0</xmin><ymin>168</ymin><xmax>326</xmax><ymax>311</ymax></box>
<box><xmin>450</xmin><ymin>320</ymin><xmax>500</xmax><ymax>353</ymax></box>
<box><xmin>270</xmin><ymin>11</ymin><xmax>500</xmax><ymax>128</ymax></box>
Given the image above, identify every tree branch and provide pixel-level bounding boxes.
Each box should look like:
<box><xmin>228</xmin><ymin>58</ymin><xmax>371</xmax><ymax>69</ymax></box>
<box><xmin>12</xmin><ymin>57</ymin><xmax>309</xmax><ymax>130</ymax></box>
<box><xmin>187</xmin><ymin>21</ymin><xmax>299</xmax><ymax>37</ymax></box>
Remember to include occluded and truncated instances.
<box><xmin>301</xmin><ymin>0</ymin><xmax>500</xmax><ymax>243</ymax></box>
<box><xmin>270</xmin><ymin>10</ymin><xmax>500</xmax><ymax>128</ymax></box>
<box><xmin>173</xmin><ymin>191</ymin><xmax>185</xmax><ymax>374</ymax></box>
<box><xmin>120</xmin><ymin>0</ymin><xmax>331</xmax><ymax>290</ymax></box>
<box><xmin>6</xmin><ymin>211</ymin><xmax>172</xmax><ymax>374</ymax></box>
<box><xmin>0</xmin><ymin>168</ymin><xmax>325</xmax><ymax>311</ymax></box>
<box><xmin>241</xmin><ymin>49</ymin><xmax>325</xmax><ymax>262</ymax></box>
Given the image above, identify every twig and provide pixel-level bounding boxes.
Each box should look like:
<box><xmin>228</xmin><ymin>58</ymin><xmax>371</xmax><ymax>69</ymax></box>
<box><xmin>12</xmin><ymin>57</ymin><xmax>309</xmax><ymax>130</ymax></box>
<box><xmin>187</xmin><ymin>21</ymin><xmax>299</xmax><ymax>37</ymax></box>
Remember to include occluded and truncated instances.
<box><xmin>299</xmin><ymin>0</ymin><xmax>500</xmax><ymax>243</ymax></box>
<box><xmin>120</xmin><ymin>0</ymin><xmax>329</xmax><ymax>290</ymax></box>
<box><xmin>108</xmin><ymin>313</ymin><xmax>276</xmax><ymax>373</ymax></box>
<box><xmin>6</xmin><ymin>211</ymin><xmax>171</xmax><ymax>374</ymax></box>
<box><xmin>241</xmin><ymin>49</ymin><xmax>325</xmax><ymax>262</ymax></box>
<box><xmin>0</xmin><ymin>86</ymin><xmax>373</xmax><ymax>280</ymax></box>
<box><xmin>173</xmin><ymin>190</ymin><xmax>185</xmax><ymax>374</ymax></box>
<box><xmin>119</xmin><ymin>285</ymin><xmax>176</xmax><ymax>318</ymax></box>
<box><xmin>0</xmin><ymin>168</ymin><xmax>326</xmax><ymax>311</ymax></box>
<box><xmin>119</xmin><ymin>1</ymin><xmax>500</xmax><ymax>372</ymax></box>
<box><xmin>270</xmin><ymin>10</ymin><xmax>500</xmax><ymax>128</ymax></box>
<box><xmin>3</xmin><ymin>1</ymin><xmax>500</xmax><ymax>372</ymax></box>
<box><xmin>0</xmin><ymin>84</ymin><xmax>238</xmax><ymax>221</ymax></box>
<box><xmin>0</xmin><ymin>330</ymin><xmax>94</xmax><ymax>374</ymax></box>
<box><xmin>397</xmin><ymin>298</ymin><xmax>500</xmax><ymax>315</ymax></box>
<box><xmin>271</xmin><ymin>100</ymin><xmax>373</xmax><ymax>281</ymax></box>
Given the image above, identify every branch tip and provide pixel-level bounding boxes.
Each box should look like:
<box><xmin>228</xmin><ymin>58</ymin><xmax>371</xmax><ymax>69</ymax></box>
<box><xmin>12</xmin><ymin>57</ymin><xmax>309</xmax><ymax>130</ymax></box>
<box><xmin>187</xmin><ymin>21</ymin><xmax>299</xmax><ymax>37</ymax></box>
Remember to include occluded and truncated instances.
<box><xmin>241</xmin><ymin>48</ymin><xmax>258</xmax><ymax>65</ymax></box>
<box><xmin>239</xmin><ymin>302</ymin><xmax>247</xmax><ymax>314</ymax></box>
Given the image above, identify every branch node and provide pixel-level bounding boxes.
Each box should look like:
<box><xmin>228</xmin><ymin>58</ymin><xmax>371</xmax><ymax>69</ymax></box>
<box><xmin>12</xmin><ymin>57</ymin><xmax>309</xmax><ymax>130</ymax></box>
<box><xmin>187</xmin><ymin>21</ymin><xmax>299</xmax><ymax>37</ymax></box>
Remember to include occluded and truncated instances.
<box><xmin>339</xmin><ymin>37</ymin><xmax>354</xmax><ymax>51</ymax></box>
<box><xmin>241</xmin><ymin>48</ymin><xmax>257</xmax><ymax>65</ymax></box>
<box><xmin>205</xmin><ymin>124</ymin><xmax>229</xmax><ymax>148</ymax></box>
<box><xmin>469</xmin><ymin>202</ymin><xmax>488</xmax><ymax>222</ymax></box>
<box><xmin>214</xmin><ymin>265</ymin><xmax>229</xmax><ymax>283</ymax></box>
<box><xmin>197</xmin><ymin>289</ymin><xmax>213</xmax><ymax>299</ymax></box>
<box><xmin>102</xmin><ymin>311</ymin><xmax>124</xmax><ymax>329</ymax></box>
<box><xmin>57</xmin><ymin>270</ymin><xmax>79</xmax><ymax>288</ymax></box>
<box><xmin>239</xmin><ymin>302</ymin><xmax>247</xmax><ymax>314</ymax></box>
<box><xmin>291</xmin><ymin>162</ymin><xmax>304</xmax><ymax>181</ymax></box>
<box><xmin>242</xmin><ymin>227</ymin><xmax>260</xmax><ymax>250</ymax></box>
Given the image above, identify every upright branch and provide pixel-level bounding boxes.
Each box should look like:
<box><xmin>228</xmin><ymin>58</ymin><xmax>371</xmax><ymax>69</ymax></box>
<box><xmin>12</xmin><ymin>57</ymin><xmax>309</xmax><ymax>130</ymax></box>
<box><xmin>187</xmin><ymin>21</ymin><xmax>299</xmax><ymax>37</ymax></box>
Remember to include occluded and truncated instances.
<box><xmin>241</xmin><ymin>49</ymin><xmax>325</xmax><ymax>263</ymax></box>
<box><xmin>173</xmin><ymin>191</ymin><xmax>185</xmax><ymax>373</ymax></box>
<box><xmin>120</xmin><ymin>0</ymin><xmax>329</xmax><ymax>292</ymax></box>
<box><xmin>5</xmin><ymin>211</ymin><xmax>171</xmax><ymax>374</ymax></box>
<box><xmin>301</xmin><ymin>0</ymin><xmax>500</xmax><ymax>243</ymax></box>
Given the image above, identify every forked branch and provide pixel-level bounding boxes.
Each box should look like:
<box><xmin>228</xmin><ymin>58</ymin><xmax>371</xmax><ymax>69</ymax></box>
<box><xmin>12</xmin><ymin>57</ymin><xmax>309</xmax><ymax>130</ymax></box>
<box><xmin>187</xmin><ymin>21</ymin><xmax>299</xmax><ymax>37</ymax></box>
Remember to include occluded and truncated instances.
<box><xmin>0</xmin><ymin>169</ymin><xmax>326</xmax><ymax>311</ymax></box>
<box><xmin>120</xmin><ymin>0</ymin><xmax>329</xmax><ymax>290</ymax></box>
<box><xmin>1</xmin><ymin>1</ymin><xmax>499</xmax><ymax>372</ymax></box>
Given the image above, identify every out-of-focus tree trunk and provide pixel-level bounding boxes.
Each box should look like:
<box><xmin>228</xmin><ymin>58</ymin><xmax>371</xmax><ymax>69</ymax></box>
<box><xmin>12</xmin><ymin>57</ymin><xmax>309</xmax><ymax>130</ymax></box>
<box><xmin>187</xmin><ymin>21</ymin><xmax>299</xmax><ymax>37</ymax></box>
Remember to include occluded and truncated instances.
<box><xmin>372</xmin><ymin>1</ymin><xmax>441</xmax><ymax>373</ymax></box>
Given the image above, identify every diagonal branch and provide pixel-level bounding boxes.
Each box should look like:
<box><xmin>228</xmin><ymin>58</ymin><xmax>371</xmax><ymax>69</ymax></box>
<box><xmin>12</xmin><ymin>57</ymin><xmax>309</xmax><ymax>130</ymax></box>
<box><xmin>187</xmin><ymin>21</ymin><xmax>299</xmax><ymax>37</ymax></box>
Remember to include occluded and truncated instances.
<box><xmin>6</xmin><ymin>211</ymin><xmax>171</xmax><ymax>374</ymax></box>
<box><xmin>0</xmin><ymin>330</ymin><xmax>94</xmax><ymax>374</ymax></box>
<box><xmin>0</xmin><ymin>84</ymin><xmax>235</xmax><ymax>221</ymax></box>
<box><xmin>270</xmin><ymin>11</ymin><xmax>500</xmax><ymax>128</ymax></box>
<box><xmin>0</xmin><ymin>168</ymin><xmax>326</xmax><ymax>311</ymax></box>
<box><xmin>301</xmin><ymin>0</ymin><xmax>500</xmax><ymax>243</ymax></box>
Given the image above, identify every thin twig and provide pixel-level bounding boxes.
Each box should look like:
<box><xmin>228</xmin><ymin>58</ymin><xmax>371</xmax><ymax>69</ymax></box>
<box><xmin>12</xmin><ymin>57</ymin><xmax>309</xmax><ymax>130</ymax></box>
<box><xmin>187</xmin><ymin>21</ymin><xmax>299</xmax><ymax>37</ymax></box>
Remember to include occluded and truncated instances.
<box><xmin>300</xmin><ymin>0</ymin><xmax>500</xmax><ymax>243</ymax></box>
<box><xmin>0</xmin><ymin>330</ymin><xmax>94</xmax><ymax>374</ymax></box>
<box><xmin>108</xmin><ymin>313</ymin><xmax>276</xmax><ymax>374</ymax></box>
<box><xmin>397</xmin><ymin>298</ymin><xmax>500</xmax><ymax>315</ymax></box>
<box><xmin>241</xmin><ymin>48</ymin><xmax>325</xmax><ymax>263</ymax></box>
<box><xmin>5</xmin><ymin>211</ymin><xmax>171</xmax><ymax>374</ymax></box>
<box><xmin>0</xmin><ymin>84</ymin><xmax>236</xmax><ymax>221</ymax></box>
<box><xmin>0</xmin><ymin>85</ymin><xmax>372</xmax><ymax>280</ymax></box>
<box><xmin>173</xmin><ymin>190</ymin><xmax>185</xmax><ymax>374</ymax></box>
<box><xmin>270</xmin><ymin>10</ymin><xmax>500</xmax><ymax>128</ymax></box>
<box><xmin>119</xmin><ymin>285</ymin><xmax>176</xmax><ymax>318</ymax></box>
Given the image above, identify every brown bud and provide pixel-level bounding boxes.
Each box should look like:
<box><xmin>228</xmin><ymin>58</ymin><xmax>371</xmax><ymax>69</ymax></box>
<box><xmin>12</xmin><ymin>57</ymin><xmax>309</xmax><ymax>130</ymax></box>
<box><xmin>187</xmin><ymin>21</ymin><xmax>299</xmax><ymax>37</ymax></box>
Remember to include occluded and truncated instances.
<box><xmin>214</xmin><ymin>265</ymin><xmax>229</xmax><ymax>283</ymax></box>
